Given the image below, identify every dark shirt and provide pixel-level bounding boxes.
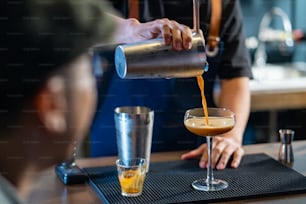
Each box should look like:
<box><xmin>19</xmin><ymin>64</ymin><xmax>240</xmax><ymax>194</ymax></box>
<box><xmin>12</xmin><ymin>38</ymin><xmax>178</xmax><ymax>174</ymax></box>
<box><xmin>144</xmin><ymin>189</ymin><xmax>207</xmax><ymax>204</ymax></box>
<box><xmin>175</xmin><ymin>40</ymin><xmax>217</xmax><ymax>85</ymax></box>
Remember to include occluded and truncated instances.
<box><xmin>90</xmin><ymin>0</ymin><xmax>252</xmax><ymax>157</ymax></box>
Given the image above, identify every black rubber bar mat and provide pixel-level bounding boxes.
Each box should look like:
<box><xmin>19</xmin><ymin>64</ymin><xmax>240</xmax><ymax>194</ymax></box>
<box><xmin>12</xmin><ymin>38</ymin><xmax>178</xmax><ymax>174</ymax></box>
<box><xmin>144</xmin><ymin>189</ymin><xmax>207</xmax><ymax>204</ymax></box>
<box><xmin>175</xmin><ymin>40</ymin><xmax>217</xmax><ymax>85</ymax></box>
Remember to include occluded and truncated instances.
<box><xmin>83</xmin><ymin>153</ymin><xmax>306</xmax><ymax>204</ymax></box>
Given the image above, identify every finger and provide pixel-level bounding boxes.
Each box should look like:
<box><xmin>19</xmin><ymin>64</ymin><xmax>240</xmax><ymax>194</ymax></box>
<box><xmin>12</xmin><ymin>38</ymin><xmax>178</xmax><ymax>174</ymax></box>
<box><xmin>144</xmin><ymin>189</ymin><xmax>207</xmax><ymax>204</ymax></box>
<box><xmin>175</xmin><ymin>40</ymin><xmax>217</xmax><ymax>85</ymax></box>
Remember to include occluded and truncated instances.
<box><xmin>216</xmin><ymin>144</ymin><xmax>236</xmax><ymax>170</ymax></box>
<box><xmin>171</xmin><ymin>27</ymin><xmax>182</xmax><ymax>51</ymax></box>
<box><xmin>180</xmin><ymin>25</ymin><xmax>193</xmax><ymax>50</ymax></box>
<box><xmin>211</xmin><ymin>138</ymin><xmax>227</xmax><ymax>169</ymax></box>
<box><xmin>148</xmin><ymin>19</ymin><xmax>171</xmax><ymax>40</ymax></box>
<box><xmin>166</xmin><ymin>20</ymin><xmax>183</xmax><ymax>51</ymax></box>
<box><xmin>230</xmin><ymin>147</ymin><xmax>244</xmax><ymax>168</ymax></box>
<box><xmin>162</xmin><ymin>24</ymin><xmax>172</xmax><ymax>45</ymax></box>
<box><xmin>199</xmin><ymin>144</ymin><xmax>208</xmax><ymax>168</ymax></box>
<box><xmin>181</xmin><ymin>144</ymin><xmax>205</xmax><ymax>160</ymax></box>
<box><xmin>134</xmin><ymin>21</ymin><xmax>161</xmax><ymax>40</ymax></box>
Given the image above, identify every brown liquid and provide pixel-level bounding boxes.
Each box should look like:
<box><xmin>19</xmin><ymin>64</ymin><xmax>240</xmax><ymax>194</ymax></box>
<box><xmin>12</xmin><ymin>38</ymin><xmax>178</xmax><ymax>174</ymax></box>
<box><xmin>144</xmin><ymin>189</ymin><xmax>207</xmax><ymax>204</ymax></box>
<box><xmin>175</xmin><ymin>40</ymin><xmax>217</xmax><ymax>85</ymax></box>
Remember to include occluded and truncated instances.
<box><xmin>184</xmin><ymin>117</ymin><xmax>234</xmax><ymax>137</ymax></box>
<box><xmin>118</xmin><ymin>169</ymin><xmax>145</xmax><ymax>195</ymax></box>
<box><xmin>196</xmin><ymin>75</ymin><xmax>209</xmax><ymax>124</ymax></box>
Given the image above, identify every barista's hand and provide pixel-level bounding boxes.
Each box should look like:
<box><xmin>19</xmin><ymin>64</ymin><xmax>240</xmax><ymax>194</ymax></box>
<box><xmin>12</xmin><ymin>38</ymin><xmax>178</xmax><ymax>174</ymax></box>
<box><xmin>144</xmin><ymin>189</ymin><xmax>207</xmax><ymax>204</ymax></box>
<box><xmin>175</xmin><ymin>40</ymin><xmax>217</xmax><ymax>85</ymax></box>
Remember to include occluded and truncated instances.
<box><xmin>181</xmin><ymin>136</ymin><xmax>244</xmax><ymax>170</ymax></box>
<box><xmin>114</xmin><ymin>18</ymin><xmax>193</xmax><ymax>51</ymax></box>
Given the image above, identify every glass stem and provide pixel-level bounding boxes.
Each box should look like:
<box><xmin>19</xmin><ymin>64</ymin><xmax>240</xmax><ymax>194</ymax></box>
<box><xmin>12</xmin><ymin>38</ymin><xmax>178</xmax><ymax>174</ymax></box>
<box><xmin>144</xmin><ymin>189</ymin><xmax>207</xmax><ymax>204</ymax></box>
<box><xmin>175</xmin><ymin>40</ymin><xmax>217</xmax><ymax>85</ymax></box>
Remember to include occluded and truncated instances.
<box><xmin>206</xmin><ymin>136</ymin><xmax>214</xmax><ymax>185</ymax></box>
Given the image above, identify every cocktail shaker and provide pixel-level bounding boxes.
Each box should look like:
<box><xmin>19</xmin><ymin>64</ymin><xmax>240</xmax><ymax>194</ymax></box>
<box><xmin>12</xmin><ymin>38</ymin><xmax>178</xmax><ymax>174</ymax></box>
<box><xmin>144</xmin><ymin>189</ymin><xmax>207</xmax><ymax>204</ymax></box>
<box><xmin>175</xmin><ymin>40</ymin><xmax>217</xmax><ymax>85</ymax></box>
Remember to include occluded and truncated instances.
<box><xmin>113</xmin><ymin>0</ymin><xmax>207</xmax><ymax>79</ymax></box>
<box><xmin>114</xmin><ymin>32</ymin><xmax>207</xmax><ymax>79</ymax></box>
<box><xmin>114</xmin><ymin>106</ymin><xmax>154</xmax><ymax>172</ymax></box>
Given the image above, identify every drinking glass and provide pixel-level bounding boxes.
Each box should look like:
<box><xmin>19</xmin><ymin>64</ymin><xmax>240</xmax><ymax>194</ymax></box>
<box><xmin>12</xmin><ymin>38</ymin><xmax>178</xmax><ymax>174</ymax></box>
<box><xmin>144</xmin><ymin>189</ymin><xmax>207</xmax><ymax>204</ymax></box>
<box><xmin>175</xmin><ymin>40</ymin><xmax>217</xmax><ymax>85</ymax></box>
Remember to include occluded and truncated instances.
<box><xmin>184</xmin><ymin>107</ymin><xmax>235</xmax><ymax>191</ymax></box>
<box><xmin>116</xmin><ymin>158</ymin><xmax>147</xmax><ymax>197</ymax></box>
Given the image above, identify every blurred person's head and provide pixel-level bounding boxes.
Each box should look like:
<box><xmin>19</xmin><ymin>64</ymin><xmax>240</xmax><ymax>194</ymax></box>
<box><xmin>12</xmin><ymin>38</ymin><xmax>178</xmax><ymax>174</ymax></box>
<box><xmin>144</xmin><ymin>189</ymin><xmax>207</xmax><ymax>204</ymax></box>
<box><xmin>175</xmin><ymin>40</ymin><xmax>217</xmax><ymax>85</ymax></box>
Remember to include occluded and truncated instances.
<box><xmin>0</xmin><ymin>0</ymin><xmax>115</xmax><ymax>193</ymax></box>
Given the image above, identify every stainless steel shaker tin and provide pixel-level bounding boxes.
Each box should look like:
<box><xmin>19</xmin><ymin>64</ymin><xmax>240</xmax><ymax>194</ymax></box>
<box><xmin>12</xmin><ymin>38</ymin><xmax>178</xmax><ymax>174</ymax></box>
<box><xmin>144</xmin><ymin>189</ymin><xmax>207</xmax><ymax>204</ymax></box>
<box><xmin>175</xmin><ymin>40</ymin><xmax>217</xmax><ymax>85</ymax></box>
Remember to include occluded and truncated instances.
<box><xmin>114</xmin><ymin>33</ymin><xmax>207</xmax><ymax>79</ymax></box>
<box><xmin>114</xmin><ymin>106</ymin><xmax>154</xmax><ymax>172</ymax></box>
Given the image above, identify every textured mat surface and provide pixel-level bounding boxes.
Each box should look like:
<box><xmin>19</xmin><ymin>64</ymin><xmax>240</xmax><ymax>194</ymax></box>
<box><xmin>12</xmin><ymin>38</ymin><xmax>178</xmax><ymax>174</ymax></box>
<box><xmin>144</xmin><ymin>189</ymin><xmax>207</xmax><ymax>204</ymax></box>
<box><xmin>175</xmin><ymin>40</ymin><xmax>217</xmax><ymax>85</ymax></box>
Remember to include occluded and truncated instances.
<box><xmin>84</xmin><ymin>153</ymin><xmax>306</xmax><ymax>204</ymax></box>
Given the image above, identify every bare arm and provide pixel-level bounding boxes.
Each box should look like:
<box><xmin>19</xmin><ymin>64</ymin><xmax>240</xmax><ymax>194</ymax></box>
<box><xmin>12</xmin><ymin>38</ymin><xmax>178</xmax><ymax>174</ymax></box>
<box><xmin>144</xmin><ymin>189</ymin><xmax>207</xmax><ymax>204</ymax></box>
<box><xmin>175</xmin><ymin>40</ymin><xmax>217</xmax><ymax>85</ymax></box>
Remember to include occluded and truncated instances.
<box><xmin>214</xmin><ymin>77</ymin><xmax>250</xmax><ymax>168</ymax></box>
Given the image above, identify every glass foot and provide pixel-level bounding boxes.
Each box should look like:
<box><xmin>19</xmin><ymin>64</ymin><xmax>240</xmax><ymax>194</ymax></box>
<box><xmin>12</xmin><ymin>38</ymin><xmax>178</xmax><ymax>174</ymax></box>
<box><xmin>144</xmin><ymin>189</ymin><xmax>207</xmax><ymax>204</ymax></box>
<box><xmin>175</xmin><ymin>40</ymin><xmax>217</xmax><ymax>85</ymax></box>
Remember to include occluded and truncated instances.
<box><xmin>192</xmin><ymin>178</ymin><xmax>228</xmax><ymax>191</ymax></box>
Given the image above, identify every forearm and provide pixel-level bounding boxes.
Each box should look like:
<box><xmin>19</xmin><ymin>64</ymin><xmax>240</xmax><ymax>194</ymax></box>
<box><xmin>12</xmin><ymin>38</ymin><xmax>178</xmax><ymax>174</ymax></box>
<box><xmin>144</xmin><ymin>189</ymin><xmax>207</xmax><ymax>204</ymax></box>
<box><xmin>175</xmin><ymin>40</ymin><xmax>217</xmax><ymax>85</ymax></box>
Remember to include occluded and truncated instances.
<box><xmin>218</xmin><ymin>77</ymin><xmax>251</xmax><ymax>144</ymax></box>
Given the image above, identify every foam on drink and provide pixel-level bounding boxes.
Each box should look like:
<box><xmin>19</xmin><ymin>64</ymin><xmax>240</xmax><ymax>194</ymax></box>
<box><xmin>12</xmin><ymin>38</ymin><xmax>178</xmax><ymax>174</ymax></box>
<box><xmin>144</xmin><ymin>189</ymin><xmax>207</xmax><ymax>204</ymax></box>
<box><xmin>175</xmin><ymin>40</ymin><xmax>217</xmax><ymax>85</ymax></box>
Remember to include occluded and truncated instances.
<box><xmin>184</xmin><ymin>117</ymin><xmax>235</xmax><ymax>137</ymax></box>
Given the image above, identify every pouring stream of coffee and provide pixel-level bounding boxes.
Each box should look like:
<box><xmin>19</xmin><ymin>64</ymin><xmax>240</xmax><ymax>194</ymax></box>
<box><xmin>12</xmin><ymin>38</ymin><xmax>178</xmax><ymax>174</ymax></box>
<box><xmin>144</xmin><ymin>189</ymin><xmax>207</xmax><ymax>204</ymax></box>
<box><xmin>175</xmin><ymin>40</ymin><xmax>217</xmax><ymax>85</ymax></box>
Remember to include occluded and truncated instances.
<box><xmin>193</xmin><ymin>0</ymin><xmax>209</xmax><ymax>124</ymax></box>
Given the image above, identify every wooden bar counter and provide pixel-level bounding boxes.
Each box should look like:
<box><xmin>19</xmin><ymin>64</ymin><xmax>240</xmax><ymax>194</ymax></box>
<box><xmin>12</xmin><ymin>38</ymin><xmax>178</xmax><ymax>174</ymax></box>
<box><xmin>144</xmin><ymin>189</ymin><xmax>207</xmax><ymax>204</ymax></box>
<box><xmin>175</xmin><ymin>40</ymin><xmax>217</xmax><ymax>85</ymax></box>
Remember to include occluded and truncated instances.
<box><xmin>27</xmin><ymin>140</ymin><xmax>306</xmax><ymax>204</ymax></box>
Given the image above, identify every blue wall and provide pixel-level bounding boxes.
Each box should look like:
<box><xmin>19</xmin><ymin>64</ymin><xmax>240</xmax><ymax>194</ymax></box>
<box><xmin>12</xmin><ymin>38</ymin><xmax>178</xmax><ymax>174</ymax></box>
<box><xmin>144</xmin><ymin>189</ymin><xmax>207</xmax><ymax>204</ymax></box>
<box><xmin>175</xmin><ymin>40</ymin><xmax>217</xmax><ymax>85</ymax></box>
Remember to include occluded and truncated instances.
<box><xmin>239</xmin><ymin>0</ymin><xmax>306</xmax><ymax>144</ymax></box>
<box><xmin>293</xmin><ymin>0</ymin><xmax>306</xmax><ymax>61</ymax></box>
<box><xmin>240</xmin><ymin>0</ymin><xmax>306</xmax><ymax>62</ymax></box>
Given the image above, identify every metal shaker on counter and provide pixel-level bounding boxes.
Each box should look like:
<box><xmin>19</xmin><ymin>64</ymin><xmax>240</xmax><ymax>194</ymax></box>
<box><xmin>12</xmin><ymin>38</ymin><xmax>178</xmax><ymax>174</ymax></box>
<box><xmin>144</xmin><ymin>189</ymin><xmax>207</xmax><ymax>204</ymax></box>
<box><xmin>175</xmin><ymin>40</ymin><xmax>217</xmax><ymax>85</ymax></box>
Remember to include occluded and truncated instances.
<box><xmin>114</xmin><ymin>106</ymin><xmax>154</xmax><ymax>172</ymax></box>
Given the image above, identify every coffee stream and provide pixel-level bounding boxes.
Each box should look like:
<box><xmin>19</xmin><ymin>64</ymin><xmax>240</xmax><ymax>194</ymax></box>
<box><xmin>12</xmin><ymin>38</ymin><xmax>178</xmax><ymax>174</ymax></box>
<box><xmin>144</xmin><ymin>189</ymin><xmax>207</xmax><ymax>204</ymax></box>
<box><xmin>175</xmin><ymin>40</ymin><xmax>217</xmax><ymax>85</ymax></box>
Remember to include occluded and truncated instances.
<box><xmin>196</xmin><ymin>75</ymin><xmax>209</xmax><ymax>125</ymax></box>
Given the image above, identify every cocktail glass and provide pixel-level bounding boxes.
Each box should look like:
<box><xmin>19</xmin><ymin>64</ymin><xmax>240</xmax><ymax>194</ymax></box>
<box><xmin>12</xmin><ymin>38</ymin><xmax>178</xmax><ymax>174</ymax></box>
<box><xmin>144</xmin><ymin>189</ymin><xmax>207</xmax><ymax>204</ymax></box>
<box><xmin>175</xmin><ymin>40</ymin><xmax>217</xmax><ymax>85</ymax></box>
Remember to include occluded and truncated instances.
<box><xmin>184</xmin><ymin>107</ymin><xmax>235</xmax><ymax>191</ymax></box>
